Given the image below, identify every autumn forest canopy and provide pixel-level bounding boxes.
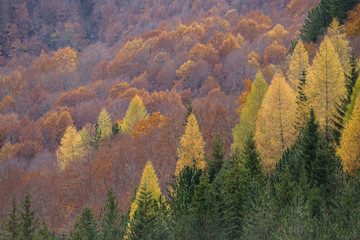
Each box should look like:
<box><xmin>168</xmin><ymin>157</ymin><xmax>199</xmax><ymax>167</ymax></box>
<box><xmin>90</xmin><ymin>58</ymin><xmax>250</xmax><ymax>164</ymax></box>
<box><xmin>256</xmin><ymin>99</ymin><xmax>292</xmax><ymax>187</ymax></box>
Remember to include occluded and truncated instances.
<box><xmin>1</xmin><ymin>0</ymin><xmax>360</xmax><ymax>239</ymax></box>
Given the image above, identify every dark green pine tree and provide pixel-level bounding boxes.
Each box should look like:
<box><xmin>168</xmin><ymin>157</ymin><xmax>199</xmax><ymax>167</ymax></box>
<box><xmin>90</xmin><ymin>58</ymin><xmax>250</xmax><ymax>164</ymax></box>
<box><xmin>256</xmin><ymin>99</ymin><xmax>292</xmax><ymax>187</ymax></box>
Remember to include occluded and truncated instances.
<box><xmin>71</xmin><ymin>206</ymin><xmax>98</xmax><ymax>240</ymax></box>
<box><xmin>242</xmin><ymin>133</ymin><xmax>265</xmax><ymax>184</ymax></box>
<box><xmin>206</xmin><ymin>133</ymin><xmax>225</xmax><ymax>183</ymax></box>
<box><xmin>6</xmin><ymin>195</ymin><xmax>20</xmax><ymax>240</ymax></box>
<box><xmin>99</xmin><ymin>188</ymin><xmax>126</xmax><ymax>240</ymax></box>
<box><xmin>20</xmin><ymin>192</ymin><xmax>37</xmax><ymax>240</ymax></box>
<box><xmin>183</xmin><ymin>98</ymin><xmax>194</xmax><ymax>127</ymax></box>
<box><xmin>331</xmin><ymin>52</ymin><xmax>359</xmax><ymax>145</ymax></box>
<box><xmin>127</xmin><ymin>185</ymin><xmax>158</xmax><ymax>240</ymax></box>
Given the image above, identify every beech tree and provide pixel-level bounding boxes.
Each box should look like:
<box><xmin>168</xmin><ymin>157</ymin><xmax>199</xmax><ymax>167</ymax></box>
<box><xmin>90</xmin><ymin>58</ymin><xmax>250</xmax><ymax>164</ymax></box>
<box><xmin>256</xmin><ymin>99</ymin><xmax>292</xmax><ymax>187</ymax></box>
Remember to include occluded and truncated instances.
<box><xmin>57</xmin><ymin>125</ymin><xmax>85</xmax><ymax>171</ymax></box>
<box><xmin>287</xmin><ymin>40</ymin><xmax>309</xmax><ymax>91</ymax></box>
<box><xmin>97</xmin><ymin>108</ymin><xmax>112</xmax><ymax>142</ymax></box>
<box><xmin>122</xmin><ymin>95</ymin><xmax>148</xmax><ymax>134</ymax></box>
<box><xmin>176</xmin><ymin>113</ymin><xmax>206</xmax><ymax>175</ymax></box>
<box><xmin>339</xmin><ymin>95</ymin><xmax>360</xmax><ymax>176</ymax></box>
<box><xmin>306</xmin><ymin>36</ymin><xmax>345</xmax><ymax>134</ymax></box>
<box><xmin>255</xmin><ymin>72</ymin><xmax>297</xmax><ymax>172</ymax></box>
<box><xmin>233</xmin><ymin>72</ymin><xmax>268</xmax><ymax>150</ymax></box>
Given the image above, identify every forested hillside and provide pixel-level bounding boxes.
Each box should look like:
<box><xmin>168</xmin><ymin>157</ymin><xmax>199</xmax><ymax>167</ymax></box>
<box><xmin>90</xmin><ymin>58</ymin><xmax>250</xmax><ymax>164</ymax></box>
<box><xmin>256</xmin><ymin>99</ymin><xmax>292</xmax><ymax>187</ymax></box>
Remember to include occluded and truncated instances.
<box><xmin>1</xmin><ymin>0</ymin><xmax>360</xmax><ymax>239</ymax></box>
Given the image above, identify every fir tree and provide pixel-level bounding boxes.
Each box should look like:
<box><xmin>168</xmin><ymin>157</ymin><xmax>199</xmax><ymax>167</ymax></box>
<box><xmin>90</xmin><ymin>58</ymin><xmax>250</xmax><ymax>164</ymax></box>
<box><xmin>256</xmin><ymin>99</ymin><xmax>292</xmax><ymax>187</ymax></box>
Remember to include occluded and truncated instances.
<box><xmin>36</xmin><ymin>220</ymin><xmax>53</xmax><ymax>240</ymax></box>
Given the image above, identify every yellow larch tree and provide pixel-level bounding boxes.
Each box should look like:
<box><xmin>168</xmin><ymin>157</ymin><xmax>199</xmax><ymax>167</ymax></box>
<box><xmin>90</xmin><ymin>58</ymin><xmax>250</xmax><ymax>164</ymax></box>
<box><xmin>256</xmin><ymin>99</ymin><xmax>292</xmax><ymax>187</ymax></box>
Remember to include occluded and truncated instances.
<box><xmin>338</xmin><ymin>95</ymin><xmax>360</xmax><ymax>176</ymax></box>
<box><xmin>122</xmin><ymin>95</ymin><xmax>148</xmax><ymax>134</ymax></box>
<box><xmin>176</xmin><ymin>113</ymin><xmax>206</xmax><ymax>175</ymax></box>
<box><xmin>306</xmin><ymin>36</ymin><xmax>346</xmax><ymax>132</ymax></box>
<box><xmin>129</xmin><ymin>160</ymin><xmax>162</xmax><ymax>219</ymax></box>
<box><xmin>287</xmin><ymin>40</ymin><xmax>309</xmax><ymax>91</ymax></box>
<box><xmin>328</xmin><ymin>18</ymin><xmax>351</xmax><ymax>74</ymax></box>
<box><xmin>97</xmin><ymin>108</ymin><xmax>112</xmax><ymax>141</ymax></box>
<box><xmin>57</xmin><ymin>125</ymin><xmax>85</xmax><ymax>171</ymax></box>
<box><xmin>255</xmin><ymin>71</ymin><xmax>297</xmax><ymax>172</ymax></box>
<box><xmin>233</xmin><ymin>72</ymin><xmax>268</xmax><ymax>150</ymax></box>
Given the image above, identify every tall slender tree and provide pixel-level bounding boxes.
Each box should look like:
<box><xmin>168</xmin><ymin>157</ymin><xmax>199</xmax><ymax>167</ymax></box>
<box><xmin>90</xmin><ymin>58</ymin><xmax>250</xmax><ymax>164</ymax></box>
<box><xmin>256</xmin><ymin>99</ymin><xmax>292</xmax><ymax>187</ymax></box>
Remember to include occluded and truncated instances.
<box><xmin>287</xmin><ymin>40</ymin><xmax>310</xmax><ymax>91</ymax></box>
<box><xmin>97</xmin><ymin>108</ymin><xmax>112</xmax><ymax>142</ymax></box>
<box><xmin>122</xmin><ymin>95</ymin><xmax>148</xmax><ymax>134</ymax></box>
<box><xmin>176</xmin><ymin>113</ymin><xmax>206</xmax><ymax>175</ymax></box>
<box><xmin>255</xmin><ymin>71</ymin><xmax>297</xmax><ymax>172</ymax></box>
<box><xmin>233</xmin><ymin>72</ymin><xmax>268</xmax><ymax>150</ymax></box>
<box><xmin>20</xmin><ymin>192</ymin><xmax>36</xmax><ymax>240</ymax></box>
<box><xmin>306</xmin><ymin>36</ymin><xmax>345</xmax><ymax>137</ymax></box>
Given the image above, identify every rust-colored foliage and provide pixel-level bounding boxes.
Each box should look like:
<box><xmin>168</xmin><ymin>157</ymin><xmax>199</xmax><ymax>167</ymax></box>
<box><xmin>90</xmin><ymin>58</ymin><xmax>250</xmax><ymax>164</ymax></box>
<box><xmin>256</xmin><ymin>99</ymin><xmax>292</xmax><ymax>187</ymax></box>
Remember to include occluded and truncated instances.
<box><xmin>236</xmin><ymin>79</ymin><xmax>252</xmax><ymax>115</ymax></box>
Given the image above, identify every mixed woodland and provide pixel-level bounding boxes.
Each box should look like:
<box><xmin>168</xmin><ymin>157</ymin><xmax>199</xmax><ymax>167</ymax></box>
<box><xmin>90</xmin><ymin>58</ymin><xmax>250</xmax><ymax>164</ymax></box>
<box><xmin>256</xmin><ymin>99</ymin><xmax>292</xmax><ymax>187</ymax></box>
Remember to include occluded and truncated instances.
<box><xmin>1</xmin><ymin>0</ymin><xmax>360</xmax><ymax>239</ymax></box>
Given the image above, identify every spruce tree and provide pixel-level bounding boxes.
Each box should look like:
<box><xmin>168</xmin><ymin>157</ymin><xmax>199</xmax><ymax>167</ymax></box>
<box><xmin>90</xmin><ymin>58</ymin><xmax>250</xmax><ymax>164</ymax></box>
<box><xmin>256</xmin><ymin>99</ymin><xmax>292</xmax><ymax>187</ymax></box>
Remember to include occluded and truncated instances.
<box><xmin>7</xmin><ymin>195</ymin><xmax>20</xmax><ymax>240</ymax></box>
<box><xmin>206</xmin><ymin>133</ymin><xmax>225</xmax><ymax>183</ymax></box>
<box><xmin>294</xmin><ymin>70</ymin><xmax>309</xmax><ymax>131</ymax></box>
<box><xmin>183</xmin><ymin>98</ymin><xmax>194</xmax><ymax>127</ymax></box>
<box><xmin>36</xmin><ymin>220</ymin><xmax>53</xmax><ymax>240</ymax></box>
<box><xmin>242</xmin><ymin>133</ymin><xmax>265</xmax><ymax>184</ymax></box>
<box><xmin>71</xmin><ymin>206</ymin><xmax>98</xmax><ymax>240</ymax></box>
<box><xmin>20</xmin><ymin>192</ymin><xmax>37</xmax><ymax>240</ymax></box>
<box><xmin>331</xmin><ymin>52</ymin><xmax>359</xmax><ymax>145</ymax></box>
<box><xmin>99</xmin><ymin>188</ymin><xmax>125</xmax><ymax>240</ymax></box>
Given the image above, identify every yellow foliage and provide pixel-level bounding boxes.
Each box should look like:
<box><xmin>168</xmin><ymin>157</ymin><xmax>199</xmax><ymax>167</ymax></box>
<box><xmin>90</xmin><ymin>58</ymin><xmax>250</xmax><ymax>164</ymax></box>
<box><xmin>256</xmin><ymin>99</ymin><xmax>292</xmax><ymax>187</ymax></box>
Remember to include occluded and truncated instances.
<box><xmin>122</xmin><ymin>95</ymin><xmax>148</xmax><ymax>134</ymax></box>
<box><xmin>328</xmin><ymin>18</ymin><xmax>351</xmax><ymax>74</ymax></box>
<box><xmin>255</xmin><ymin>72</ymin><xmax>297</xmax><ymax>172</ymax></box>
<box><xmin>247</xmin><ymin>51</ymin><xmax>261</xmax><ymax>69</ymax></box>
<box><xmin>287</xmin><ymin>40</ymin><xmax>309</xmax><ymax>91</ymax></box>
<box><xmin>0</xmin><ymin>142</ymin><xmax>15</xmax><ymax>163</ymax></box>
<box><xmin>176</xmin><ymin>114</ymin><xmax>206</xmax><ymax>175</ymax></box>
<box><xmin>53</xmin><ymin>46</ymin><xmax>78</xmax><ymax>73</ymax></box>
<box><xmin>307</xmin><ymin>36</ymin><xmax>346</xmax><ymax>129</ymax></box>
<box><xmin>97</xmin><ymin>108</ymin><xmax>112</xmax><ymax>141</ymax></box>
<box><xmin>267</xmin><ymin>24</ymin><xmax>289</xmax><ymax>43</ymax></box>
<box><xmin>176</xmin><ymin>60</ymin><xmax>196</xmax><ymax>80</ymax></box>
<box><xmin>129</xmin><ymin>161</ymin><xmax>162</xmax><ymax>219</ymax></box>
<box><xmin>338</xmin><ymin>95</ymin><xmax>360</xmax><ymax>176</ymax></box>
<box><xmin>56</xmin><ymin>125</ymin><xmax>85</xmax><ymax>171</ymax></box>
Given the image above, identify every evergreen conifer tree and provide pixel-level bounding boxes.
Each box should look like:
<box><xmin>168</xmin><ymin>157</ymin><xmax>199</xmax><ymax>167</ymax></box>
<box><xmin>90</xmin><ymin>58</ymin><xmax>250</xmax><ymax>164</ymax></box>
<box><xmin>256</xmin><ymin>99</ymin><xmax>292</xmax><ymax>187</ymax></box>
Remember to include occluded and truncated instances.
<box><xmin>242</xmin><ymin>133</ymin><xmax>265</xmax><ymax>184</ymax></box>
<box><xmin>99</xmin><ymin>188</ymin><xmax>125</xmax><ymax>240</ymax></box>
<box><xmin>20</xmin><ymin>192</ymin><xmax>37</xmax><ymax>240</ymax></box>
<box><xmin>206</xmin><ymin>133</ymin><xmax>225</xmax><ymax>183</ymax></box>
<box><xmin>7</xmin><ymin>195</ymin><xmax>20</xmax><ymax>240</ymax></box>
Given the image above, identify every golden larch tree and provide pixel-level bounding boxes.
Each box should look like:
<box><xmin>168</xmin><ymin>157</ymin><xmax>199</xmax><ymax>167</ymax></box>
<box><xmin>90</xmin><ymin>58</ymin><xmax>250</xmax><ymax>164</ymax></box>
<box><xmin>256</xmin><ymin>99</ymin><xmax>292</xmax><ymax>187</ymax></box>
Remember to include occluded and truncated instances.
<box><xmin>306</xmin><ymin>36</ymin><xmax>346</xmax><ymax>131</ymax></box>
<box><xmin>255</xmin><ymin>71</ymin><xmax>297</xmax><ymax>172</ymax></box>
<box><xmin>233</xmin><ymin>72</ymin><xmax>268</xmax><ymax>150</ymax></box>
<box><xmin>57</xmin><ymin>125</ymin><xmax>85</xmax><ymax>171</ymax></box>
<box><xmin>122</xmin><ymin>95</ymin><xmax>148</xmax><ymax>134</ymax></box>
<box><xmin>129</xmin><ymin>160</ymin><xmax>162</xmax><ymax>219</ymax></box>
<box><xmin>328</xmin><ymin>18</ymin><xmax>351</xmax><ymax>74</ymax></box>
<box><xmin>287</xmin><ymin>40</ymin><xmax>309</xmax><ymax>91</ymax></box>
<box><xmin>338</xmin><ymin>95</ymin><xmax>360</xmax><ymax>176</ymax></box>
<box><xmin>97</xmin><ymin>108</ymin><xmax>112</xmax><ymax>141</ymax></box>
<box><xmin>176</xmin><ymin>113</ymin><xmax>206</xmax><ymax>175</ymax></box>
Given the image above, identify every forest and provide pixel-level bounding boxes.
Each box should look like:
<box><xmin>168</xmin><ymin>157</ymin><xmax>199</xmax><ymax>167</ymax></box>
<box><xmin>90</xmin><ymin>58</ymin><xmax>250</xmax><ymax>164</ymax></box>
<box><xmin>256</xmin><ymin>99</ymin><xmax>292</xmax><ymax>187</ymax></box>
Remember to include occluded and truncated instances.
<box><xmin>1</xmin><ymin>0</ymin><xmax>360</xmax><ymax>239</ymax></box>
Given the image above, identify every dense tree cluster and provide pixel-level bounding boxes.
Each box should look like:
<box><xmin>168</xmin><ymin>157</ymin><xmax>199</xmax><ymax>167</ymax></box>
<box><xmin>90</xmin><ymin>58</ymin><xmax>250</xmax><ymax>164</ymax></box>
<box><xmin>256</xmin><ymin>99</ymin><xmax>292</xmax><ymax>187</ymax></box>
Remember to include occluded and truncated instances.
<box><xmin>2</xmin><ymin>0</ymin><xmax>360</xmax><ymax>239</ymax></box>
